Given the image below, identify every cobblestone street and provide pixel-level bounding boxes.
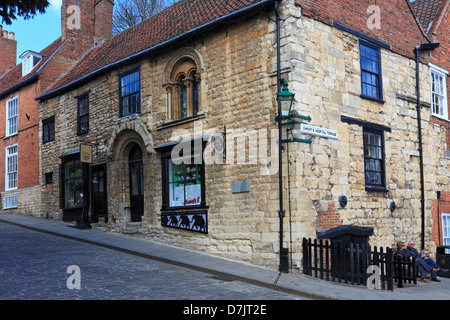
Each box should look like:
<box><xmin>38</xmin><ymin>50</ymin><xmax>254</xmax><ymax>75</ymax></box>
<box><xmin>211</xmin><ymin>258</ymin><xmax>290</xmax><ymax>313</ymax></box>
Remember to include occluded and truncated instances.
<box><xmin>0</xmin><ymin>222</ymin><xmax>305</xmax><ymax>300</ymax></box>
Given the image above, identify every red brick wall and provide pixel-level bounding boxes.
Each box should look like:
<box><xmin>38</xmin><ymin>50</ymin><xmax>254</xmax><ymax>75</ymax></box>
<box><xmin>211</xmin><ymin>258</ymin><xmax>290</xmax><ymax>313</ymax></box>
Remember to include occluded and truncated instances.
<box><xmin>317</xmin><ymin>202</ymin><xmax>342</xmax><ymax>232</ymax></box>
<box><xmin>95</xmin><ymin>0</ymin><xmax>114</xmax><ymax>43</ymax></box>
<box><xmin>0</xmin><ymin>30</ymin><xmax>17</xmax><ymax>76</ymax></box>
<box><xmin>432</xmin><ymin>191</ymin><xmax>450</xmax><ymax>246</ymax></box>
<box><xmin>0</xmin><ymin>84</ymin><xmax>40</xmax><ymax>190</ymax></box>
<box><xmin>61</xmin><ymin>0</ymin><xmax>96</xmax><ymax>59</ymax></box>
<box><xmin>428</xmin><ymin>4</ymin><xmax>450</xmax><ymax>149</ymax></box>
<box><xmin>61</xmin><ymin>0</ymin><xmax>113</xmax><ymax>60</ymax></box>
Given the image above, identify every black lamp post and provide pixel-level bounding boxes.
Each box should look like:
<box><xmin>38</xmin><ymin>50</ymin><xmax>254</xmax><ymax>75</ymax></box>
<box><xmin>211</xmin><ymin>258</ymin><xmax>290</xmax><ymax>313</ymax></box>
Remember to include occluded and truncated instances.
<box><xmin>276</xmin><ymin>80</ymin><xmax>294</xmax><ymax>273</ymax></box>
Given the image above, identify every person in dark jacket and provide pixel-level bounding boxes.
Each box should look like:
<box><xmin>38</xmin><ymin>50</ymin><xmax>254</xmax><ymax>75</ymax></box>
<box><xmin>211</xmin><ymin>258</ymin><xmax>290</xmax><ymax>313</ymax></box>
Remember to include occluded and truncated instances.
<box><xmin>406</xmin><ymin>240</ymin><xmax>447</xmax><ymax>282</ymax></box>
<box><xmin>395</xmin><ymin>241</ymin><xmax>438</xmax><ymax>283</ymax></box>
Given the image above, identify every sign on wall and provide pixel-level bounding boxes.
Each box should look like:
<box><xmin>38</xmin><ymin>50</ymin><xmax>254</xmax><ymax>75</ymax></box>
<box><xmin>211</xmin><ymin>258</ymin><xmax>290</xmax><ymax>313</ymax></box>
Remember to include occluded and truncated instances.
<box><xmin>80</xmin><ymin>144</ymin><xmax>92</xmax><ymax>163</ymax></box>
<box><xmin>300</xmin><ymin>124</ymin><xmax>338</xmax><ymax>140</ymax></box>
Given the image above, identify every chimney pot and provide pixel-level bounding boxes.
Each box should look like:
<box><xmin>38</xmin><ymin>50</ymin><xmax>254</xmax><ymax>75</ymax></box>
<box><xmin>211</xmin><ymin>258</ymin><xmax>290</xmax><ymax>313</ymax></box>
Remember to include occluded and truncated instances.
<box><xmin>2</xmin><ymin>30</ymin><xmax>7</xmax><ymax>38</ymax></box>
<box><xmin>9</xmin><ymin>32</ymin><xmax>14</xmax><ymax>40</ymax></box>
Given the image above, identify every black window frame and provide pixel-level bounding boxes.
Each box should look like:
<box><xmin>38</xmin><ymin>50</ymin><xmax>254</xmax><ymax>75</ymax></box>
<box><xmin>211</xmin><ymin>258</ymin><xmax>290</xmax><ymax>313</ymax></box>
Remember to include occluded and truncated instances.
<box><xmin>42</xmin><ymin>115</ymin><xmax>55</xmax><ymax>144</ymax></box>
<box><xmin>363</xmin><ymin>127</ymin><xmax>387</xmax><ymax>192</ymax></box>
<box><xmin>158</xmin><ymin>142</ymin><xmax>206</xmax><ymax>211</ymax></box>
<box><xmin>119</xmin><ymin>67</ymin><xmax>141</xmax><ymax>118</ymax></box>
<box><xmin>359</xmin><ymin>40</ymin><xmax>384</xmax><ymax>102</ymax></box>
<box><xmin>45</xmin><ymin>172</ymin><xmax>53</xmax><ymax>185</ymax></box>
<box><xmin>59</xmin><ymin>153</ymin><xmax>89</xmax><ymax>210</ymax></box>
<box><xmin>77</xmin><ymin>92</ymin><xmax>89</xmax><ymax>135</ymax></box>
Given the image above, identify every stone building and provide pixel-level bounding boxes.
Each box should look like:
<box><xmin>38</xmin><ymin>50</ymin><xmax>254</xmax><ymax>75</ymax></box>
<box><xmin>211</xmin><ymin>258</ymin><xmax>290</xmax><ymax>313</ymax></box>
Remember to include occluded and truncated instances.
<box><xmin>0</xmin><ymin>0</ymin><xmax>113</xmax><ymax>216</ymax></box>
<box><xmin>286</xmin><ymin>0</ymin><xmax>449</xmax><ymax>257</ymax></box>
<box><xmin>36</xmin><ymin>0</ymin><xmax>449</xmax><ymax>272</ymax></box>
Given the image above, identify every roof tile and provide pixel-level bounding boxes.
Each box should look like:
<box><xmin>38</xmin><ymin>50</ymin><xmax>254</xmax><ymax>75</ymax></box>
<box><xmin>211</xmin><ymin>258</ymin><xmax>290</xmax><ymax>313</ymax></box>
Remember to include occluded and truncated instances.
<box><xmin>411</xmin><ymin>0</ymin><xmax>445</xmax><ymax>30</ymax></box>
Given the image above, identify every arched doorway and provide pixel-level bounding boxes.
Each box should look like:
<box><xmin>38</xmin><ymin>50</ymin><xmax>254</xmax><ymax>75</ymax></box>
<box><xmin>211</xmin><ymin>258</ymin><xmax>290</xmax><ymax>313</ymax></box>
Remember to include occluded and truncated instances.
<box><xmin>129</xmin><ymin>144</ymin><xmax>144</xmax><ymax>222</ymax></box>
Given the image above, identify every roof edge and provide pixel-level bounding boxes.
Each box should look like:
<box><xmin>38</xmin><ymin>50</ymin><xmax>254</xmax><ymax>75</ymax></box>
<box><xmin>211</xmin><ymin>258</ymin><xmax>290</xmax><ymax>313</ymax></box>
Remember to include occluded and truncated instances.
<box><xmin>0</xmin><ymin>74</ymin><xmax>39</xmax><ymax>99</ymax></box>
<box><xmin>428</xmin><ymin>0</ymin><xmax>450</xmax><ymax>37</ymax></box>
<box><xmin>405</xmin><ymin>0</ymin><xmax>432</xmax><ymax>42</ymax></box>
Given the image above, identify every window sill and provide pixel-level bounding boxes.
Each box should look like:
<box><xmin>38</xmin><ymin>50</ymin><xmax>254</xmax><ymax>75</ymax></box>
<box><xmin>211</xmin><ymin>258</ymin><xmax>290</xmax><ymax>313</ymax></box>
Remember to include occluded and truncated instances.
<box><xmin>3</xmin><ymin>132</ymin><xmax>18</xmax><ymax>140</ymax></box>
<box><xmin>115</xmin><ymin>113</ymin><xmax>141</xmax><ymax>123</ymax></box>
<box><xmin>161</xmin><ymin>204</ymin><xmax>208</xmax><ymax>213</ymax></box>
<box><xmin>360</xmin><ymin>94</ymin><xmax>385</xmax><ymax>104</ymax></box>
<box><xmin>157</xmin><ymin>112</ymin><xmax>206</xmax><ymax>130</ymax></box>
<box><xmin>77</xmin><ymin>131</ymin><xmax>89</xmax><ymax>136</ymax></box>
<box><xmin>431</xmin><ymin>114</ymin><xmax>449</xmax><ymax>122</ymax></box>
<box><xmin>365</xmin><ymin>185</ymin><xmax>388</xmax><ymax>192</ymax></box>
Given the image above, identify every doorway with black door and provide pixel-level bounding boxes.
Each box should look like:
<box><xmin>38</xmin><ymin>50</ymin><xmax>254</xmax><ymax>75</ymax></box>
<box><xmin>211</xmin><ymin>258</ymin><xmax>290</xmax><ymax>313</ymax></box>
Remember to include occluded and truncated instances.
<box><xmin>91</xmin><ymin>163</ymin><xmax>107</xmax><ymax>223</ymax></box>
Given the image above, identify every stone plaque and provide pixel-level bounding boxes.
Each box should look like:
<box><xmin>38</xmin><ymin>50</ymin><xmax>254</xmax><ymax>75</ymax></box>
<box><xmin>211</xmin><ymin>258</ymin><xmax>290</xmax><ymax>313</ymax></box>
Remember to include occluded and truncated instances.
<box><xmin>232</xmin><ymin>180</ymin><xmax>250</xmax><ymax>193</ymax></box>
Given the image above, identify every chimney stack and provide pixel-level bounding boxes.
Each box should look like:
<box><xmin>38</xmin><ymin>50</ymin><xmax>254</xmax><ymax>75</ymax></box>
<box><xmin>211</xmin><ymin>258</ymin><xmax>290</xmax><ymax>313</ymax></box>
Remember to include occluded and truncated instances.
<box><xmin>61</xmin><ymin>0</ymin><xmax>113</xmax><ymax>59</ymax></box>
<box><xmin>0</xmin><ymin>25</ymin><xmax>17</xmax><ymax>76</ymax></box>
<box><xmin>95</xmin><ymin>0</ymin><xmax>114</xmax><ymax>44</ymax></box>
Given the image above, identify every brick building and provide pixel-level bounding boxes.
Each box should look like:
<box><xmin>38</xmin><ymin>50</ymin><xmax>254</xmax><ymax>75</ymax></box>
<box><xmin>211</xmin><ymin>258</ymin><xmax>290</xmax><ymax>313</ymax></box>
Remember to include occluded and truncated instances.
<box><xmin>35</xmin><ymin>0</ymin><xmax>449</xmax><ymax>271</ymax></box>
<box><xmin>0</xmin><ymin>0</ymin><xmax>113</xmax><ymax>215</ymax></box>
<box><xmin>411</xmin><ymin>0</ymin><xmax>450</xmax><ymax>249</ymax></box>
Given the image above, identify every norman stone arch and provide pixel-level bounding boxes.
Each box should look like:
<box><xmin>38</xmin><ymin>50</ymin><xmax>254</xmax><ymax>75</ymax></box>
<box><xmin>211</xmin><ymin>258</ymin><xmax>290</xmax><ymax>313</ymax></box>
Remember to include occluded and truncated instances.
<box><xmin>106</xmin><ymin>117</ymin><xmax>154</xmax><ymax>227</ymax></box>
<box><xmin>107</xmin><ymin>116</ymin><xmax>154</xmax><ymax>159</ymax></box>
<box><xmin>163</xmin><ymin>48</ymin><xmax>205</xmax><ymax>120</ymax></box>
<box><xmin>162</xmin><ymin>47</ymin><xmax>205</xmax><ymax>85</ymax></box>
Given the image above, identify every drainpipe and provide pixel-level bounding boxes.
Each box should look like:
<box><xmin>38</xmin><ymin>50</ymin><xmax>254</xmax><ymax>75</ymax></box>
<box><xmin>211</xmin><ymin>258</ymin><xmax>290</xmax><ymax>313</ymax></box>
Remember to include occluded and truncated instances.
<box><xmin>414</xmin><ymin>42</ymin><xmax>439</xmax><ymax>251</ymax></box>
<box><xmin>275</xmin><ymin>0</ymin><xmax>285</xmax><ymax>274</ymax></box>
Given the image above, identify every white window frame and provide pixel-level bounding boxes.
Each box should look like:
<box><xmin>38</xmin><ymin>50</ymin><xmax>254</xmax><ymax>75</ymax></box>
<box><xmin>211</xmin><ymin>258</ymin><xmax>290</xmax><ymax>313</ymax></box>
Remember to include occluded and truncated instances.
<box><xmin>3</xmin><ymin>195</ymin><xmax>18</xmax><ymax>209</ymax></box>
<box><xmin>443</xmin><ymin>212</ymin><xmax>450</xmax><ymax>254</ymax></box>
<box><xmin>20</xmin><ymin>50</ymin><xmax>43</xmax><ymax>77</ymax></box>
<box><xmin>6</xmin><ymin>96</ymin><xmax>18</xmax><ymax>136</ymax></box>
<box><xmin>5</xmin><ymin>144</ymin><xmax>18</xmax><ymax>191</ymax></box>
<box><xmin>429</xmin><ymin>63</ymin><xmax>448</xmax><ymax>120</ymax></box>
<box><xmin>22</xmin><ymin>55</ymin><xmax>33</xmax><ymax>76</ymax></box>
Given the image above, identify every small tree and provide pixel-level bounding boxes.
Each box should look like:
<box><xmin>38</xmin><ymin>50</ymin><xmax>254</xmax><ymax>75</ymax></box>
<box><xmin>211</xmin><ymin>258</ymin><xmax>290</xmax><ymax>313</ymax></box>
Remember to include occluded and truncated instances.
<box><xmin>113</xmin><ymin>0</ymin><xmax>180</xmax><ymax>34</ymax></box>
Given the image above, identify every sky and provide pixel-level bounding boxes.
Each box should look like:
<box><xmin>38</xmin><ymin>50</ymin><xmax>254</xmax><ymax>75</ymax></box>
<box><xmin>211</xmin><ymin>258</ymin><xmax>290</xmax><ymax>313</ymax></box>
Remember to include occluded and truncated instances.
<box><xmin>1</xmin><ymin>0</ymin><xmax>62</xmax><ymax>63</ymax></box>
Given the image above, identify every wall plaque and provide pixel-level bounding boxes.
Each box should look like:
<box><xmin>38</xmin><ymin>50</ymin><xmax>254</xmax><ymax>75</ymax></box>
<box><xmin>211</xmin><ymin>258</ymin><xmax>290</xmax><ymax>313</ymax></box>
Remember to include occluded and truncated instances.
<box><xmin>232</xmin><ymin>180</ymin><xmax>250</xmax><ymax>193</ymax></box>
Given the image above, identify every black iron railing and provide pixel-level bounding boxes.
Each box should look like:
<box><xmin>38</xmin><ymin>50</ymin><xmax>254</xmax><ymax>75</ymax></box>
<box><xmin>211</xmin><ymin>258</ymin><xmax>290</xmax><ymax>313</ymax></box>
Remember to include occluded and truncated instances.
<box><xmin>302</xmin><ymin>238</ymin><xmax>418</xmax><ymax>291</ymax></box>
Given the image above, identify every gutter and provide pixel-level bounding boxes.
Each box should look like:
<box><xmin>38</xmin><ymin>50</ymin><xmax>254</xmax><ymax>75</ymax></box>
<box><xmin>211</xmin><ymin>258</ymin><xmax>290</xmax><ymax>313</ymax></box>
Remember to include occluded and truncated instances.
<box><xmin>36</xmin><ymin>0</ymin><xmax>276</xmax><ymax>102</ymax></box>
<box><xmin>414</xmin><ymin>42</ymin><xmax>439</xmax><ymax>251</ymax></box>
<box><xmin>0</xmin><ymin>74</ymin><xmax>38</xmax><ymax>99</ymax></box>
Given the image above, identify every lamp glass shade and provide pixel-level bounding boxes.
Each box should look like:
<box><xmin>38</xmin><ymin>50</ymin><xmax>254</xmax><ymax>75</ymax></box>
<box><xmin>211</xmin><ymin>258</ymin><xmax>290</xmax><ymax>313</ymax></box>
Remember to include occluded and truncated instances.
<box><xmin>277</xmin><ymin>81</ymin><xmax>294</xmax><ymax>117</ymax></box>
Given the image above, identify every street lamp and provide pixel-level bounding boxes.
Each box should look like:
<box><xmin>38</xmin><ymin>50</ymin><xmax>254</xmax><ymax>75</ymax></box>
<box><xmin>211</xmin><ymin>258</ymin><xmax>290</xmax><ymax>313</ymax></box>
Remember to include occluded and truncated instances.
<box><xmin>277</xmin><ymin>80</ymin><xmax>295</xmax><ymax>118</ymax></box>
<box><xmin>276</xmin><ymin>80</ymin><xmax>295</xmax><ymax>273</ymax></box>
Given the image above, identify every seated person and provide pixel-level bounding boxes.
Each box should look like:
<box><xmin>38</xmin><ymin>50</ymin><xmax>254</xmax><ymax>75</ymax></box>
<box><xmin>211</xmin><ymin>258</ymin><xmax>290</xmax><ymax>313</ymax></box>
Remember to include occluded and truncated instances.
<box><xmin>395</xmin><ymin>241</ymin><xmax>439</xmax><ymax>283</ymax></box>
<box><xmin>406</xmin><ymin>240</ymin><xmax>448</xmax><ymax>282</ymax></box>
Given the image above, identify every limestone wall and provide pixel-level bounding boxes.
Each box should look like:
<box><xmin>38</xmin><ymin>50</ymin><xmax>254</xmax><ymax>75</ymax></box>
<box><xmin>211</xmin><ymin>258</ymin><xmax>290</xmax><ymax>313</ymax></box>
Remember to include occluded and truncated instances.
<box><xmin>280</xmin><ymin>3</ymin><xmax>449</xmax><ymax>267</ymax></box>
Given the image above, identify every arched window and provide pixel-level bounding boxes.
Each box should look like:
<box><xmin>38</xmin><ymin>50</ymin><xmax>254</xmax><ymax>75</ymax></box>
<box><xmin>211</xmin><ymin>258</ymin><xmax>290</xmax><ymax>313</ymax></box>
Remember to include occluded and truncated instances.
<box><xmin>178</xmin><ymin>75</ymin><xmax>188</xmax><ymax>119</ymax></box>
<box><xmin>163</xmin><ymin>49</ymin><xmax>203</xmax><ymax>121</ymax></box>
